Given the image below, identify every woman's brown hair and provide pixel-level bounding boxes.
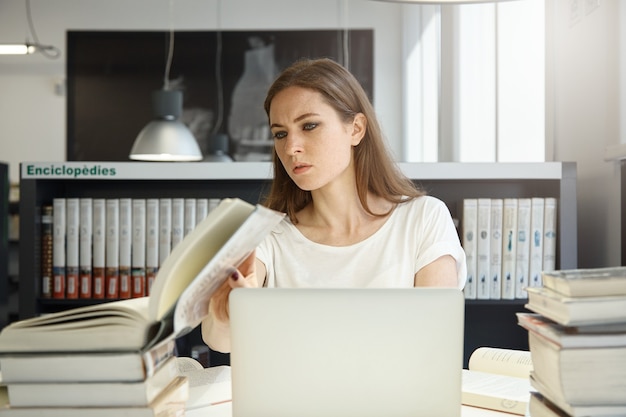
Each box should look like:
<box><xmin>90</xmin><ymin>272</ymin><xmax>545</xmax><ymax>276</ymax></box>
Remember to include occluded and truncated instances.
<box><xmin>262</xmin><ymin>58</ymin><xmax>425</xmax><ymax>222</ymax></box>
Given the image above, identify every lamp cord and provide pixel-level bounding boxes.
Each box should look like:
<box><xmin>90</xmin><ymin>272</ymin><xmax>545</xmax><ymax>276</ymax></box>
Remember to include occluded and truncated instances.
<box><xmin>163</xmin><ymin>0</ymin><xmax>175</xmax><ymax>90</ymax></box>
<box><xmin>25</xmin><ymin>0</ymin><xmax>60</xmax><ymax>59</ymax></box>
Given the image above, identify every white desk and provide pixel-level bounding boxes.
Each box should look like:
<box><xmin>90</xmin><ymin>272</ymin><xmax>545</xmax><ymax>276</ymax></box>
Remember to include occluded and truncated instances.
<box><xmin>187</xmin><ymin>401</ymin><xmax>520</xmax><ymax>417</ymax></box>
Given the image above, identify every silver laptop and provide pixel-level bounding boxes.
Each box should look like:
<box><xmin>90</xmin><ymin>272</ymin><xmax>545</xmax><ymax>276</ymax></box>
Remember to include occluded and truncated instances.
<box><xmin>229</xmin><ymin>288</ymin><xmax>464</xmax><ymax>417</ymax></box>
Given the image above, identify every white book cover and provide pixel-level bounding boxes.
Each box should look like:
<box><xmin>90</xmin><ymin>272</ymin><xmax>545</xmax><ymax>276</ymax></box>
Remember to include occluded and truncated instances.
<box><xmin>184</xmin><ymin>198</ymin><xmax>197</xmax><ymax>237</ymax></box>
<box><xmin>146</xmin><ymin>199</ymin><xmax>160</xmax><ymax>269</ymax></box>
<box><xmin>79</xmin><ymin>198</ymin><xmax>93</xmax><ymax>298</ymax></box>
<box><xmin>462</xmin><ymin>199</ymin><xmax>478</xmax><ymax>299</ymax></box>
<box><xmin>476</xmin><ymin>198</ymin><xmax>491</xmax><ymax>299</ymax></box>
<box><xmin>489</xmin><ymin>199</ymin><xmax>503</xmax><ymax>299</ymax></box>
<box><xmin>131</xmin><ymin>199</ymin><xmax>147</xmax><ymax>298</ymax></box>
<box><xmin>515</xmin><ymin>198</ymin><xmax>531</xmax><ymax>299</ymax></box>
<box><xmin>196</xmin><ymin>198</ymin><xmax>209</xmax><ymax>225</ymax></box>
<box><xmin>528</xmin><ymin>197</ymin><xmax>545</xmax><ymax>288</ymax></box>
<box><xmin>542</xmin><ymin>197</ymin><xmax>557</xmax><ymax>273</ymax></box>
<box><xmin>92</xmin><ymin>198</ymin><xmax>106</xmax><ymax>298</ymax></box>
<box><xmin>171</xmin><ymin>198</ymin><xmax>185</xmax><ymax>250</ymax></box>
<box><xmin>52</xmin><ymin>198</ymin><xmax>66</xmax><ymax>299</ymax></box>
<box><xmin>500</xmin><ymin>198</ymin><xmax>518</xmax><ymax>300</ymax></box>
<box><xmin>65</xmin><ymin>198</ymin><xmax>80</xmax><ymax>298</ymax></box>
<box><xmin>105</xmin><ymin>199</ymin><xmax>120</xmax><ymax>298</ymax></box>
<box><xmin>208</xmin><ymin>198</ymin><xmax>221</xmax><ymax>213</ymax></box>
<box><xmin>119</xmin><ymin>198</ymin><xmax>133</xmax><ymax>298</ymax></box>
<box><xmin>159</xmin><ymin>198</ymin><xmax>172</xmax><ymax>266</ymax></box>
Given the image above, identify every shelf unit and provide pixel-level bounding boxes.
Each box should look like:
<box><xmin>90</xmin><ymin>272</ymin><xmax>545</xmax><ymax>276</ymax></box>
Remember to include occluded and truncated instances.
<box><xmin>0</xmin><ymin>163</ymin><xmax>8</xmax><ymax>330</ymax></box>
<box><xmin>18</xmin><ymin>161</ymin><xmax>577</xmax><ymax>366</ymax></box>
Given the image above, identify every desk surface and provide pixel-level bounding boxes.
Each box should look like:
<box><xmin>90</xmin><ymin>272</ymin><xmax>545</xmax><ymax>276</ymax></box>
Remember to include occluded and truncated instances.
<box><xmin>186</xmin><ymin>401</ymin><xmax>521</xmax><ymax>417</ymax></box>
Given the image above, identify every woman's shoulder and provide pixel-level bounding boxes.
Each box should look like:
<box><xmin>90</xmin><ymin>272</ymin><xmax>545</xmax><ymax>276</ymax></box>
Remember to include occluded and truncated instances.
<box><xmin>398</xmin><ymin>195</ymin><xmax>447</xmax><ymax>212</ymax></box>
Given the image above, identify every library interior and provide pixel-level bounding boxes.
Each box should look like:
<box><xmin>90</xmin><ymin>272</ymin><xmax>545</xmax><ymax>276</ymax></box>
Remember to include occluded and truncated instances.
<box><xmin>1</xmin><ymin>0</ymin><xmax>626</xmax><ymax>416</ymax></box>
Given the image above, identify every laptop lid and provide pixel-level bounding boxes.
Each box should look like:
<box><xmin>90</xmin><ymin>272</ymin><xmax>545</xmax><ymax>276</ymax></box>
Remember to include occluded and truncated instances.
<box><xmin>229</xmin><ymin>288</ymin><xmax>464</xmax><ymax>417</ymax></box>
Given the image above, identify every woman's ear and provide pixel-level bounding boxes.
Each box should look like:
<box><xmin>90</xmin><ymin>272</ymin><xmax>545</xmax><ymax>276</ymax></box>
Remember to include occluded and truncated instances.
<box><xmin>351</xmin><ymin>113</ymin><xmax>367</xmax><ymax>146</ymax></box>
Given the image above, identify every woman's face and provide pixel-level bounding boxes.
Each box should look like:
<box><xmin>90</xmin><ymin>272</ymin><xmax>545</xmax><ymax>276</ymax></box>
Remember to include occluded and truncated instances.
<box><xmin>268</xmin><ymin>86</ymin><xmax>365</xmax><ymax>192</ymax></box>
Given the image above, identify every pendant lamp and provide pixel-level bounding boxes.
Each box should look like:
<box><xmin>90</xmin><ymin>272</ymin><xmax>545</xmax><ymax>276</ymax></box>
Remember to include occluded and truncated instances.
<box><xmin>128</xmin><ymin>4</ymin><xmax>202</xmax><ymax>162</ymax></box>
<box><xmin>129</xmin><ymin>89</ymin><xmax>202</xmax><ymax>161</ymax></box>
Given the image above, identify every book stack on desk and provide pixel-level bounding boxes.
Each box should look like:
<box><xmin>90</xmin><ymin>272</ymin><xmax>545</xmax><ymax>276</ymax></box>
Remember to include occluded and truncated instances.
<box><xmin>517</xmin><ymin>266</ymin><xmax>626</xmax><ymax>417</ymax></box>
<box><xmin>0</xmin><ymin>198</ymin><xmax>285</xmax><ymax>417</ymax></box>
<box><xmin>0</xmin><ymin>302</ymin><xmax>189</xmax><ymax>417</ymax></box>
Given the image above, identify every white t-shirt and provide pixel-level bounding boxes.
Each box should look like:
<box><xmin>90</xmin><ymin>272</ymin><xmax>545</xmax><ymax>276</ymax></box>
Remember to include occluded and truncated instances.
<box><xmin>256</xmin><ymin>196</ymin><xmax>467</xmax><ymax>289</ymax></box>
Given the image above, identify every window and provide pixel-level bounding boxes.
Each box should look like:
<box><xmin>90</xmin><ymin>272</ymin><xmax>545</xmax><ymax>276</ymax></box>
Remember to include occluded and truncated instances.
<box><xmin>403</xmin><ymin>0</ymin><xmax>545</xmax><ymax>162</ymax></box>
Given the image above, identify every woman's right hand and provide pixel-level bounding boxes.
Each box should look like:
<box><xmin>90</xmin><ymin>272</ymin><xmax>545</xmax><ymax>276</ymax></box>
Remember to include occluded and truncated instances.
<box><xmin>209</xmin><ymin>250</ymin><xmax>260</xmax><ymax>322</ymax></box>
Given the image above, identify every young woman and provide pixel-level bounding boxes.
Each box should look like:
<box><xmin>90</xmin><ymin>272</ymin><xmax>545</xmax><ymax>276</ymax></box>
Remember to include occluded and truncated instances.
<box><xmin>203</xmin><ymin>58</ymin><xmax>466</xmax><ymax>352</ymax></box>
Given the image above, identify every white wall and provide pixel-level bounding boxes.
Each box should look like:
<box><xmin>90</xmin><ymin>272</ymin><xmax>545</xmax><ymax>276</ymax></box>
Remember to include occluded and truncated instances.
<box><xmin>0</xmin><ymin>0</ymin><xmax>403</xmax><ymax>183</ymax></box>
<box><xmin>547</xmin><ymin>0</ymin><xmax>622</xmax><ymax>267</ymax></box>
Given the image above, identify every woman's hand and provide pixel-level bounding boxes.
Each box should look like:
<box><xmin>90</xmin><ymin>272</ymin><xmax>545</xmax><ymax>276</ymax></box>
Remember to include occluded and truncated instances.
<box><xmin>209</xmin><ymin>250</ymin><xmax>259</xmax><ymax>322</ymax></box>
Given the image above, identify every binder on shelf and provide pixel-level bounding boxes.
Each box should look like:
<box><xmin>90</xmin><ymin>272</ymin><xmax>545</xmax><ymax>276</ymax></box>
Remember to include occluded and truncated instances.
<box><xmin>131</xmin><ymin>199</ymin><xmax>147</xmax><ymax>298</ymax></box>
<box><xmin>543</xmin><ymin>198</ymin><xmax>558</xmax><ymax>273</ymax></box>
<box><xmin>462</xmin><ymin>199</ymin><xmax>478</xmax><ymax>299</ymax></box>
<box><xmin>158</xmin><ymin>198</ymin><xmax>172</xmax><ymax>267</ymax></box>
<box><xmin>146</xmin><ymin>198</ymin><xmax>160</xmax><ymax>295</ymax></box>
<box><xmin>92</xmin><ymin>199</ymin><xmax>107</xmax><ymax>299</ymax></box>
<box><xmin>196</xmin><ymin>198</ymin><xmax>209</xmax><ymax>225</ymax></box>
<box><xmin>501</xmin><ymin>198</ymin><xmax>518</xmax><ymax>300</ymax></box>
<box><xmin>105</xmin><ymin>199</ymin><xmax>120</xmax><ymax>299</ymax></box>
<box><xmin>171</xmin><ymin>198</ymin><xmax>184</xmax><ymax>251</ymax></box>
<box><xmin>65</xmin><ymin>198</ymin><xmax>80</xmax><ymax>299</ymax></box>
<box><xmin>40</xmin><ymin>205</ymin><xmax>54</xmax><ymax>299</ymax></box>
<box><xmin>119</xmin><ymin>198</ymin><xmax>132</xmax><ymax>299</ymax></box>
<box><xmin>515</xmin><ymin>198</ymin><xmax>531</xmax><ymax>299</ymax></box>
<box><xmin>52</xmin><ymin>198</ymin><xmax>66</xmax><ymax>299</ymax></box>
<box><xmin>528</xmin><ymin>197</ymin><xmax>545</xmax><ymax>288</ymax></box>
<box><xmin>489</xmin><ymin>199</ymin><xmax>503</xmax><ymax>299</ymax></box>
<box><xmin>476</xmin><ymin>198</ymin><xmax>491</xmax><ymax>300</ymax></box>
<box><xmin>184</xmin><ymin>198</ymin><xmax>197</xmax><ymax>237</ymax></box>
<box><xmin>79</xmin><ymin>198</ymin><xmax>93</xmax><ymax>298</ymax></box>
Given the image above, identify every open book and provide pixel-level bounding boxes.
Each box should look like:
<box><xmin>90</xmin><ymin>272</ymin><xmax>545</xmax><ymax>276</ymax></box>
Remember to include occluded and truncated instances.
<box><xmin>461</xmin><ymin>347</ymin><xmax>534</xmax><ymax>415</ymax></box>
<box><xmin>0</xmin><ymin>198</ymin><xmax>285</xmax><ymax>353</ymax></box>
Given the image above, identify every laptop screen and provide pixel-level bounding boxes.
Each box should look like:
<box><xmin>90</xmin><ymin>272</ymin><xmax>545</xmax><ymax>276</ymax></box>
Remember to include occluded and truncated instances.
<box><xmin>229</xmin><ymin>288</ymin><xmax>464</xmax><ymax>417</ymax></box>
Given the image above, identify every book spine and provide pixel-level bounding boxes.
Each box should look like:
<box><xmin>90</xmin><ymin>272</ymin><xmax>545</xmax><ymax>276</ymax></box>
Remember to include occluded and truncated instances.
<box><xmin>65</xmin><ymin>198</ymin><xmax>80</xmax><ymax>299</ymax></box>
<box><xmin>118</xmin><ymin>198</ymin><xmax>132</xmax><ymax>299</ymax></box>
<box><xmin>40</xmin><ymin>205</ymin><xmax>53</xmax><ymax>298</ymax></box>
<box><xmin>462</xmin><ymin>198</ymin><xmax>478</xmax><ymax>299</ymax></box>
<box><xmin>105</xmin><ymin>199</ymin><xmax>120</xmax><ymax>299</ymax></box>
<box><xmin>52</xmin><ymin>198</ymin><xmax>66</xmax><ymax>299</ymax></box>
<box><xmin>196</xmin><ymin>198</ymin><xmax>209</xmax><ymax>224</ymax></box>
<box><xmin>79</xmin><ymin>198</ymin><xmax>93</xmax><ymax>298</ymax></box>
<box><xmin>158</xmin><ymin>198</ymin><xmax>172</xmax><ymax>266</ymax></box>
<box><xmin>515</xmin><ymin>198</ymin><xmax>532</xmax><ymax>299</ymax></box>
<box><xmin>171</xmin><ymin>197</ymin><xmax>184</xmax><ymax>250</ymax></box>
<box><xmin>500</xmin><ymin>198</ymin><xmax>518</xmax><ymax>300</ymax></box>
<box><xmin>131</xmin><ymin>199</ymin><xmax>147</xmax><ymax>298</ymax></box>
<box><xmin>528</xmin><ymin>197</ymin><xmax>545</xmax><ymax>288</ymax></box>
<box><xmin>476</xmin><ymin>198</ymin><xmax>491</xmax><ymax>299</ymax></box>
<box><xmin>542</xmin><ymin>197</ymin><xmax>557</xmax><ymax>272</ymax></box>
<box><xmin>92</xmin><ymin>198</ymin><xmax>106</xmax><ymax>299</ymax></box>
<box><xmin>184</xmin><ymin>197</ymin><xmax>197</xmax><ymax>237</ymax></box>
<box><xmin>489</xmin><ymin>198</ymin><xmax>503</xmax><ymax>299</ymax></box>
<box><xmin>146</xmin><ymin>198</ymin><xmax>160</xmax><ymax>295</ymax></box>
<box><xmin>208</xmin><ymin>198</ymin><xmax>221</xmax><ymax>213</ymax></box>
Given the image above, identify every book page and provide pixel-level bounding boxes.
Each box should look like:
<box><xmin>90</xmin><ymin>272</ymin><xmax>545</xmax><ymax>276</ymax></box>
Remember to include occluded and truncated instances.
<box><xmin>182</xmin><ymin>366</ymin><xmax>232</xmax><ymax>410</ymax></box>
<box><xmin>468</xmin><ymin>347</ymin><xmax>533</xmax><ymax>379</ymax></box>
<box><xmin>462</xmin><ymin>369</ymin><xmax>531</xmax><ymax>415</ymax></box>
<box><xmin>148</xmin><ymin>198</ymin><xmax>255</xmax><ymax>322</ymax></box>
<box><xmin>173</xmin><ymin>205</ymin><xmax>285</xmax><ymax>335</ymax></box>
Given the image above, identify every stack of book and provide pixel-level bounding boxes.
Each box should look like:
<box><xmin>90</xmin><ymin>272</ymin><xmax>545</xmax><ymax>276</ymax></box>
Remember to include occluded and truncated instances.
<box><xmin>0</xmin><ymin>199</ymin><xmax>285</xmax><ymax>417</ymax></box>
<box><xmin>517</xmin><ymin>266</ymin><xmax>626</xmax><ymax>417</ymax></box>
<box><xmin>0</xmin><ymin>336</ymin><xmax>188</xmax><ymax>416</ymax></box>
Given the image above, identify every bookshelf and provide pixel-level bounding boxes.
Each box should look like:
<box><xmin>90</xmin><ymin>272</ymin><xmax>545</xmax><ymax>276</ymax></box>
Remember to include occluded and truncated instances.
<box><xmin>18</xmin><ymin>161</ymin><xmax>577</xmax><ymax>366</ymax></box>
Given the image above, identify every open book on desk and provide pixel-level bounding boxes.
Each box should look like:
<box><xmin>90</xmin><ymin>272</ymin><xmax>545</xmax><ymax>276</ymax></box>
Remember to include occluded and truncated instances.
<box><xmin>462</xmin><ymin>347</ymin><xmax>534</xmax><ymax>416</ymax></box>
<box><xmin>0</xmin><ymin>198</ymin><xmax>285</xmax><ymax>354</ymax></box>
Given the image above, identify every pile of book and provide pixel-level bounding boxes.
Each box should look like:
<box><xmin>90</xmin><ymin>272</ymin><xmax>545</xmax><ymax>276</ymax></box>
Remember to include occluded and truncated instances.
<box><xmin>517</xmin><ymin>266</ymin><xmax>626</xmax><ymax>417</ymax></box>
<box><xmin>0</xmin><ymin>336</ymin><xmax>189</xmax><ymax>417</ymax></box>
<box><xmin>0</xmin><ymin>198</ymin><xmax>284</xmax><ymax>417</ymax></box>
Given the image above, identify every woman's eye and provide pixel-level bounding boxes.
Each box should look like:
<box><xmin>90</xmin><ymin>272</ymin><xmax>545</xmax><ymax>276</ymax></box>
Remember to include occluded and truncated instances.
<box><xmin>303</xmin><ymin>122</ymin><xmax>317</xmax><ymax>131</ymax></box>
<box><xmin>273</xmin><ymin>131</ymin><xmax>287</xmax><ymax>140</ymax></box>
